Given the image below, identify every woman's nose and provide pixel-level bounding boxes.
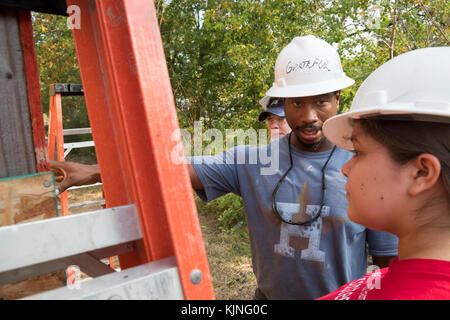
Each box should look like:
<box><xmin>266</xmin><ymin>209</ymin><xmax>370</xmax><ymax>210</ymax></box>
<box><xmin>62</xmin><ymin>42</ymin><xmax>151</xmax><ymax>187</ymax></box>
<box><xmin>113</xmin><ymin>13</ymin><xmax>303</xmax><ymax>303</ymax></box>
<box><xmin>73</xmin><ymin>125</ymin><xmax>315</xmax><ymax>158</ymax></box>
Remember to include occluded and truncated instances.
<box><xmin>341</xmin><ymin>158</ymin><xmax>353</xmax><ymax>178</ymax></box>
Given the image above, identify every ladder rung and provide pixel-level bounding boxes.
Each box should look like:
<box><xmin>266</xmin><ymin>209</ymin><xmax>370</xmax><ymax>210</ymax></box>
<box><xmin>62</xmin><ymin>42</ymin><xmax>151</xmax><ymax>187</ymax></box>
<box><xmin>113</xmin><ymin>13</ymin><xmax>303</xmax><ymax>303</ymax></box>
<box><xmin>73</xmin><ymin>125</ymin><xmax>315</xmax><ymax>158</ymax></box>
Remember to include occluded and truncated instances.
<box><xmin>0</xmin><ymin>204</ymin><xmax>141</xmax><ymax>273</ymax></box>
<box><xmin>22</xmin><ymin>257</ymin><xmax>184</xmax><ymax>300</ymax></box>
<box><xmin>63</xmin><ymin>141</ymin><xmax>95</xmax><ymax>149</ymax></box>
<box><xmin>63</xmin><ymin>128</ymin><xmax>92</xmax><ymax>136</ymax></box>
<box><xmin>0</xmin><ymin>242</ymin><xmax>133</xmax><ymax>286</ymax></box>
<box><xmin>67</xmin><ymin>182</ymin><xmax>103</xmax><ymax>191</ymax></box>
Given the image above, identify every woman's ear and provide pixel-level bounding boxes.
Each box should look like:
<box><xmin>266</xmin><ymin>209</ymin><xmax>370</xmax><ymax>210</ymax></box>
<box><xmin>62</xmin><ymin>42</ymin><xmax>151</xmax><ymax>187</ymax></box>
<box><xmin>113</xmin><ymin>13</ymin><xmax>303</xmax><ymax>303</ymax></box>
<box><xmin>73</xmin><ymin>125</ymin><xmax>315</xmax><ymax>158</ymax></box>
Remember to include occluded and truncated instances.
<box><xmin>408</xmin><ymin>154</ymin><xmax>442</xmax><ymax>196</ymax></box>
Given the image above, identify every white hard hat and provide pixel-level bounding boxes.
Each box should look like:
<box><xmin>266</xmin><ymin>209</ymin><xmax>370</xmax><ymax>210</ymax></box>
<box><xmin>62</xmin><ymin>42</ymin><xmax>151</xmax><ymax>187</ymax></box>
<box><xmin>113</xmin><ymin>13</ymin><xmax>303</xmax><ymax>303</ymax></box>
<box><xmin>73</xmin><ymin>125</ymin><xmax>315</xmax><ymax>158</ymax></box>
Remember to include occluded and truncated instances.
<box><xmin>259</xmin><ymin>96</ymin><xmax>272</xmax><ymax>110</ymax></box>
<box><xmin>264</xmin><ymin>35</ymin><xmax>355</xmax><ymax>100</ymax></box>
<box><xmin>323</xmin><ymin>47</ymin><xmax>450</xmax><ymax>151</ymax></box>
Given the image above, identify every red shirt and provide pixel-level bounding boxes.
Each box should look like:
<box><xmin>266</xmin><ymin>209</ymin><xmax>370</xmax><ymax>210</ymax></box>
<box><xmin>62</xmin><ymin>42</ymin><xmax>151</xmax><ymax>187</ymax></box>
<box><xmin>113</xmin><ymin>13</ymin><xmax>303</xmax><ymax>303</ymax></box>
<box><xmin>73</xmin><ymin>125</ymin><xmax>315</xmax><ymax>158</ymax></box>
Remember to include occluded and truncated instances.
<box><xmin>319</xmin><ymin>258</ymin><xmax>450</xmax><ymax>300</ymax></box>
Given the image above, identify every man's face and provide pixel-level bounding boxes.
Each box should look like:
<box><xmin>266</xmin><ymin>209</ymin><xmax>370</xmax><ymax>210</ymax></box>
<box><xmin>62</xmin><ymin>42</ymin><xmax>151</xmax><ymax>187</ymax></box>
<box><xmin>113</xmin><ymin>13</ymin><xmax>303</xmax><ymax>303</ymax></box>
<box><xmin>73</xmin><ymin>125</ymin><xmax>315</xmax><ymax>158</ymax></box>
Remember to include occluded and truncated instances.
<box><xmin>284</xmin><ymin>91</ymin><xmax>340</xmax><ymax>151</ymax></box>
<box><xmin>265</xmin><ymin>114</ymin><xmax>292</xmax><ymax>140</ymax></box>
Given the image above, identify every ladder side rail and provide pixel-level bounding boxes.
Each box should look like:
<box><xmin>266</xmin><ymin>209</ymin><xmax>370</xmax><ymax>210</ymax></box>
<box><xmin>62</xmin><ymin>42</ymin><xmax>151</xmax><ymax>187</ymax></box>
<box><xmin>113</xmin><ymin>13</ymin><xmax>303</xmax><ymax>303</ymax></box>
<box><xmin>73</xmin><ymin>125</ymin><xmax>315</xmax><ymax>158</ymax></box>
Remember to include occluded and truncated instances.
<box><xmin>67</xmin><ymin>0</ymin><xmax>168</xmax><ymax>270</ymax></box>
<box><xmin>54</xmin><ymin>92</ymin><xmax>69</xmax><ymax>215</ymax></box>
<box><xmin>68</xmin><ymin>0</ymin><xmax>215</xmax><ymax>299</ymax></box>
<box><xmin>47</xmin><ymin>95</ymin><xmax>57</xmax><ymax>161</ymax></box>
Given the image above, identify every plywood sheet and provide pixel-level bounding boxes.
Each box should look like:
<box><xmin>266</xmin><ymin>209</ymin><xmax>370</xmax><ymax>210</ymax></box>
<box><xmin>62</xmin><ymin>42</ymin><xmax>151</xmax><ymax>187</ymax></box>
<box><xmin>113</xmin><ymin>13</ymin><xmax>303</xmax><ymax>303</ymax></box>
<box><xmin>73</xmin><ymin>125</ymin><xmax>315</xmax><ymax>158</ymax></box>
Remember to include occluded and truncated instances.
<box><xmin>0</xmin><ymin>172</ymin><xmax>58</xmax><ymax>227</ymax></box>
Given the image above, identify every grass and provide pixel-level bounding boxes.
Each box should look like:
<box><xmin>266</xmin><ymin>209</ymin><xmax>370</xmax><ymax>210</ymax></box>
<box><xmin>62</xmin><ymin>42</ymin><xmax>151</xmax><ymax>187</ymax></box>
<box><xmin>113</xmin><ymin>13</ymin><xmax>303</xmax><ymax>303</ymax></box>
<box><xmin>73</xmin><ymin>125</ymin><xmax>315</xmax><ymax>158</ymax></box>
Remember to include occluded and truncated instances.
<box><xmin>197</xmin><ymin>202</ymin><xmax>256</xmax><ymax>299</ymax></box>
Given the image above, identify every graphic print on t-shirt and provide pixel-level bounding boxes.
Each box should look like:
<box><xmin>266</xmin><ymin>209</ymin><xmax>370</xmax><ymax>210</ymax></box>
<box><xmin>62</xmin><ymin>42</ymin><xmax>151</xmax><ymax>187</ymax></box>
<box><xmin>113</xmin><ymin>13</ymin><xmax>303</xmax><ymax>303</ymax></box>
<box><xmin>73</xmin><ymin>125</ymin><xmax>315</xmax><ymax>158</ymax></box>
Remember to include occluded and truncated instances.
<box><xmin>272</xmin><ymin>181</ymin><xmax>347</xmax><ymax>265</ymax></box>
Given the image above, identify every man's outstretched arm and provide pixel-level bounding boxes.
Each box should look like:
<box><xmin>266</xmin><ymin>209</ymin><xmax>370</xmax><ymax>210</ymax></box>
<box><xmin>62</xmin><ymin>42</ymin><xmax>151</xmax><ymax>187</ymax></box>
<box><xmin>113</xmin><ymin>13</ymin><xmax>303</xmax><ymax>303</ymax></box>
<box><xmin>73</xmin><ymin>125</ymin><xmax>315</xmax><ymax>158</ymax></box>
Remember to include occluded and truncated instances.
<box><xmin>49</xmin><ymin>160</ymin><xmax>204</xmax><ymax>193</ymax></box>
<box><xmin>48</xmin><ymin>160</ymin><xmax>101</xmax><ymax>194</ymax></box>
<box><xmin>187</xmin><ymin>163</ymin><xmax>204</xmax><ymax>190</ymax></box>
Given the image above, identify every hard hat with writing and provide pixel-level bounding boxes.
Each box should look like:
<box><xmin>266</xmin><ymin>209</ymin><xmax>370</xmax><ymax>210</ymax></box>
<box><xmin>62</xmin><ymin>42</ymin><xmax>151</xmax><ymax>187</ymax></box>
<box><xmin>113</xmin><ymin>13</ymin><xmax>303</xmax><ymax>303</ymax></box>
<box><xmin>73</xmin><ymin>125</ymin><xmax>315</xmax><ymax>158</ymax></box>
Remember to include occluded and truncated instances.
<box><xmin>264</xmin><ymin>35</ymin><xmax>354</xmax><ymax>100</ymax></box>
<box><xmin>323</xmin><ymin>47</ymin><xmax>450</xmax><ymax>151</ymax></box>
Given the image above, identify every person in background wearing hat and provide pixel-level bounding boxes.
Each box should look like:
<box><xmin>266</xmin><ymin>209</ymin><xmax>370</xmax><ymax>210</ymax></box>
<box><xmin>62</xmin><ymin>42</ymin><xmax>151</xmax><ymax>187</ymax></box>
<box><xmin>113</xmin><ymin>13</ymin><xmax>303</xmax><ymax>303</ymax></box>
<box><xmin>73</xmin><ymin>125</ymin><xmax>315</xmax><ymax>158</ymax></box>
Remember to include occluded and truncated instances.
<box><xmin>259</xmin><ymin>98</ymin><xmax>291</xmax><ymax>141</ymax></box>
<box><xmin>187</xmin><ymin>35</ymin><xmax>398</xmax><ymax>300</ymax></box>
<box><xmin>258</xmin><ymin>98</ymin><xmax>291</xmax><ymax>140</ymax></box>
<box><xmin>319</xmin><ymin>47</ymin><xmax>450</xmax><ymax>300</ymax></box>
<box><xmin>50</xmin><ymin>35</ymin><xmax>398</xmax><ymax>300</ymax></box>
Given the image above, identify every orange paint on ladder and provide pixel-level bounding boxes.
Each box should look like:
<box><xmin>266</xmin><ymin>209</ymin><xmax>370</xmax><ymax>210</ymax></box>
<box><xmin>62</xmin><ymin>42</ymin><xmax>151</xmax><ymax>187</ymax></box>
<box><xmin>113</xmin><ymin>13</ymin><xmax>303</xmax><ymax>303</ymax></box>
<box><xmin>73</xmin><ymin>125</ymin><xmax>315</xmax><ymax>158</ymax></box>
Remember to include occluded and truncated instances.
<box><xmin>47</xmin><ymin>93</ymin><xmax>69</xmax><ymax>216</ymax></box>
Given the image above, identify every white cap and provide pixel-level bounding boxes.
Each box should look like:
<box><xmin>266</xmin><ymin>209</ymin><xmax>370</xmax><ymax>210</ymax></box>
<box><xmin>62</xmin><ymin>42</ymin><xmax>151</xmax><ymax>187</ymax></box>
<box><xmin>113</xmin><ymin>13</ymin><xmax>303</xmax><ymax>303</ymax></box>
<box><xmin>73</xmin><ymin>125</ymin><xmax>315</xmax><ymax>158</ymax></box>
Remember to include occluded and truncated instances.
<box><xmin>264</xmin><ymin>35</ymin><xmax>354</xmax><ymax>100</ymax></box>
<box><xmin>323</xmin><ymin>47</ymin><xmax>450</xmax><ymax>150</ymax></box>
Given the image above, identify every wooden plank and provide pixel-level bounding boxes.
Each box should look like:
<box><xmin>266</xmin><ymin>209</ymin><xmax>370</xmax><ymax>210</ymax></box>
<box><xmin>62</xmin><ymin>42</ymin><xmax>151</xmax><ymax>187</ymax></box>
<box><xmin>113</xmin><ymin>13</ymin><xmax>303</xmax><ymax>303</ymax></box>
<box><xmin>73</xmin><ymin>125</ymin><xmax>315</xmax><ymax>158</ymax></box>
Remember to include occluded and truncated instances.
<box><xmin>18</xmin><ymin>10</ymin><xmax>49</xmax><ymax>173</ymax></box>
<box><xmin>0</xmin><ymin>6</ymin><xmax>37</xmax><ymax>178</ymax></box>
<box><xmin>0</xmin><ymin>172</ymin><xmax>59</xmax><ymax>300</ymax></box>
<box><xmin>0</xmin><ymin>172</ymin><xmax>58</xmax><ymax>227</ymax></box>
<box><xmin>0</xmin><ymin>270</ymin><xmax>66</xmax><ymax>300</ymax></box>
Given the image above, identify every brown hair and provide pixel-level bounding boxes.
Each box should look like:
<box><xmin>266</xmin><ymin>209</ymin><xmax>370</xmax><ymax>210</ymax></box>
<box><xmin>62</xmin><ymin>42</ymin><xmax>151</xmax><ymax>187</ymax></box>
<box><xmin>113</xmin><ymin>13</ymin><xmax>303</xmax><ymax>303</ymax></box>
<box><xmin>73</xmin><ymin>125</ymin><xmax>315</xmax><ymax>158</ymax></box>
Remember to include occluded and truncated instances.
<box><xmin>355</xmin><ymin>119</ymin><xmax>450</xmax><ymax>201</ymax></box>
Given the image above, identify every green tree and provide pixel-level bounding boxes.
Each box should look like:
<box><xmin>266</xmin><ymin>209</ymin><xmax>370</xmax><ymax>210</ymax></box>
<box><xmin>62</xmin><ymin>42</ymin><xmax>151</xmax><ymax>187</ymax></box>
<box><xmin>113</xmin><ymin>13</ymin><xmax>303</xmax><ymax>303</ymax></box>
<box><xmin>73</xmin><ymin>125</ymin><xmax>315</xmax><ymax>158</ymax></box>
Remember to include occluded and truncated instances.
<box><xmin>32</xmin><ymin>13</ymin><xmax>93</xmax><ymax>160</ymax></box>
<box><xmin>32</xmin><ymin>0</ymin><xmax>449</xmax><ymax>229</ymax></box>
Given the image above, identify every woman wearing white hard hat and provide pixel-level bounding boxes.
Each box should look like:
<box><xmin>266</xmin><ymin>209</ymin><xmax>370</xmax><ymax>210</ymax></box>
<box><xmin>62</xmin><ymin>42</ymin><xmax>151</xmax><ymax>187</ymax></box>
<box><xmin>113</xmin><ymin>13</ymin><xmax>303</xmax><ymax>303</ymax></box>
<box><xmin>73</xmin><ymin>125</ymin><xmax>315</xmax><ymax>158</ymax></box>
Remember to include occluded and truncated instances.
<box><xmin>319</xmin><ymin>47</ymin><xmax>450</xmax><ymax>300</ymax></box>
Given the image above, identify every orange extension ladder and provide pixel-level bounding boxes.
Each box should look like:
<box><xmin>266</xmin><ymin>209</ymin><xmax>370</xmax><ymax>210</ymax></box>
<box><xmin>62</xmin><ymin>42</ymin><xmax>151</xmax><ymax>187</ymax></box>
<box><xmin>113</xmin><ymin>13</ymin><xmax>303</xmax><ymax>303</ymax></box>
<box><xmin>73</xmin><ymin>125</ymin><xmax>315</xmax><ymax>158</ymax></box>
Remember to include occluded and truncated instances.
<box><xmin>0</xmin><ymin>0</ymin><xmax>215</xmax><ymax>300</ymax></box>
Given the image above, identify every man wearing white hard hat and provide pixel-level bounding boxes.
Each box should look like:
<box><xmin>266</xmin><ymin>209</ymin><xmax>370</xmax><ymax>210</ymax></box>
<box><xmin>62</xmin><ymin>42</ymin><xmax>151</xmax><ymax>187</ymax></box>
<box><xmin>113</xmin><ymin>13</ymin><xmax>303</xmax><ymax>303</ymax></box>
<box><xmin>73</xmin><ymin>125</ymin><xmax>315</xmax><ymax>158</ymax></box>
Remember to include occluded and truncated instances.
<box><xmin>188</xmin><ymin>35</ymin><xmax>398</xmax><ymax>299</ymax></box>
<box><xmin>49</xmin><ymin>35</ymin><xmax>399</xmax><ymax>300</ymax></box>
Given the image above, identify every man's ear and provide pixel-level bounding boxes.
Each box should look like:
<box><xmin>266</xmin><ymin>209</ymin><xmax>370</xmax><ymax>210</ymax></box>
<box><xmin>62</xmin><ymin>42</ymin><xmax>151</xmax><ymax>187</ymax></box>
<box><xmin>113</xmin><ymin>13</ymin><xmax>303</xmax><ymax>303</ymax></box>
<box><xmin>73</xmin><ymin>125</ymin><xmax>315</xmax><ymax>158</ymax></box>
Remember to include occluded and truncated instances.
<box><xmin>408</xmin><ymin>153</ymin><xmax>441</xmax><ymax>196</ymax></box>
<box><xmin>335</xmin><ymin>90</ymin><xmax>341</xmax><ymax>106</ymax></box>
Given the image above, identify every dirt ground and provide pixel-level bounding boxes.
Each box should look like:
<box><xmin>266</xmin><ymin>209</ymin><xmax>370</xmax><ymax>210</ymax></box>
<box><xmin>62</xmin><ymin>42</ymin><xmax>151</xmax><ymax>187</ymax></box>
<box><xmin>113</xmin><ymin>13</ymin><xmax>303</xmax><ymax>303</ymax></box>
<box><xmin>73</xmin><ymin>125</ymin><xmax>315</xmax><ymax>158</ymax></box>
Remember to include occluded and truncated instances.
<box><xmin>197</xmin><ymin>207</ymin><xmax>256</xmax><ymax>300</ymax></box>
<box><xmin>1</xmin><ymin>185</ymin><xmax>256</xmax><ymax>300</ymax></box>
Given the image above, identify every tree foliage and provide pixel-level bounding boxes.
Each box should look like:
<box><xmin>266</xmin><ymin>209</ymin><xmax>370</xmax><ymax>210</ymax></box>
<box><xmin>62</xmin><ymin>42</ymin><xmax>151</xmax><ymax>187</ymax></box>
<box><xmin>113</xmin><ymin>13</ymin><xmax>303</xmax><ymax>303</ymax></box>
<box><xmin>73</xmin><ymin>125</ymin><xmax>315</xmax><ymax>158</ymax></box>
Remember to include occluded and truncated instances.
<box><xmin>156</xmin><ymin>0</ymin><xmax>448</xmax><ymax>128</ymax></box>
<box><xmin>32</xmin><ymin>0</ymin><xmax>449</xmax><ymax>132</ymax></box>
<box><xmin>32</xmin><ymin>1</ymin><xmax>449</xmax><ymax>228</ymax></box>
<box><xmin>32</xmin><ymin>13</ymin><xmax>86</xmax><ymax>126</ymax></box>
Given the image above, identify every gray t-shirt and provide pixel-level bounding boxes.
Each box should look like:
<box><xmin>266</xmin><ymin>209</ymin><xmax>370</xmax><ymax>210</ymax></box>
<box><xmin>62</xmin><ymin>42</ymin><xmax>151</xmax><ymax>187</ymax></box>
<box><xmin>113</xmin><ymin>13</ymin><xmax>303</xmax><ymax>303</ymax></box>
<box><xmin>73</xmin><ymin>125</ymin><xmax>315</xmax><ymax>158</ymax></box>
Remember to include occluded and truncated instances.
<box><xmin>190</xmin><ymin>134</ymin><xmax>398</xmax><ymax>299</ymax></box>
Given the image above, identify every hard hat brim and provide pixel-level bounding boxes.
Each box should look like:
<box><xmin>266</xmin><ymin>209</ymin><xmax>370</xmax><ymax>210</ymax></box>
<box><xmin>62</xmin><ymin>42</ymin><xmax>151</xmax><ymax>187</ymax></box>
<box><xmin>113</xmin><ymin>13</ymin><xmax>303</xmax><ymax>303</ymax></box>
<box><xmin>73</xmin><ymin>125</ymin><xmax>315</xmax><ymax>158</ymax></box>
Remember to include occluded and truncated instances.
<box><xmin>265</xmin><ymin>76</ymin><xmax>355</xmax><ymax>99</ymax></box>
<box><xmin>259</xmin><ymin>96</ymin><xmax>272</xmax><ymax>110</ymax></box>
<box><xmin>323</xmin><ymin>105</ymin><xmax>450</xmax><ymax>151</ymax></box>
